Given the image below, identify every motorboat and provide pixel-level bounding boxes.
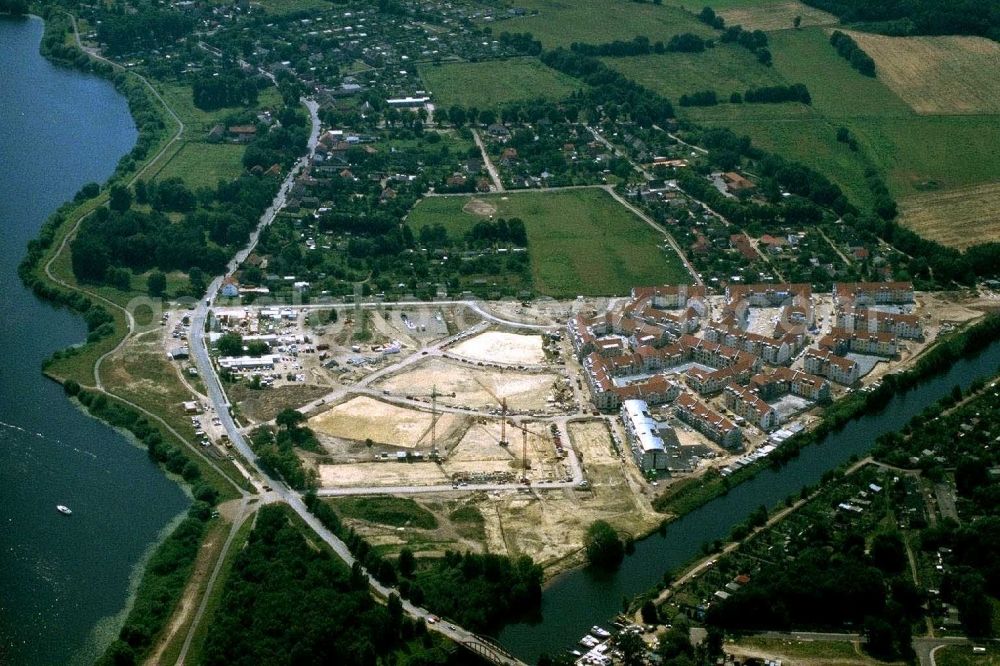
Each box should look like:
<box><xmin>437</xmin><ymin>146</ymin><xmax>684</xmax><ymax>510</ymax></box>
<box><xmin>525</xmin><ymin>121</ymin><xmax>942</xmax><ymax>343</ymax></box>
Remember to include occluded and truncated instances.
<box><xmin>590</xmin><ymin>626</ymin><xmax>611</xmax><ymax>639</ymax></box>
<box><xmin>56</xmin><ymin>505</ymin><xmax>72</xmax><ymax>515</ymax></box>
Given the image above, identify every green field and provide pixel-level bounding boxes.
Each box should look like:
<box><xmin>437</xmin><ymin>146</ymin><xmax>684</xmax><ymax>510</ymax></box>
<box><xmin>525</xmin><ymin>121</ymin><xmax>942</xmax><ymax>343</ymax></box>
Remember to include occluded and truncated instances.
<box><xmin>683</xmin><ymin>104</ymin><xmax>874</xmax><ymax>207</ymax></box>
<box><xmin>330</xmin><ymin>496</ymin><xmax>439</xmax><ymax>530</ymax></box>
<box><xmin>769</xmin><ymin>27</ymin><xmax>913</xmax><ymax>119</ymax></box>
<box><xmin>934</xmin><ymin>645</ymin><xmax>999</xmax><ymax>666</ymax></box>
<box><xmin>603</xmin><ymin>45</ymin><xmax>784</xmax><ymax>101</ymax></box>
<box><xmin>491</xmin><ymin>0</ymin><xmax>714</xmax><ymax>48</ymax></box>
<box><xmin>418</xmin><ymin>59</ymin><xmax>582</xmax><ymax>108</ymax></box>
<box><xmin>848</xmin><ymin>115</ymin><xmax>1000</xmax><ymax>196</ymax></box>
<box><xmin>407</xmin><ymin>188</ymin><xmax>690</xmax><ymax>297</ymax></box>
<box><xmin>154</xmin><ymin>142</ymin><xmax>246</xmax><ymax>189</ymax></box>
<box><xmin>154</xmin><ymin>82</ymin><xmax>283</xmax><ymax>134</ymax></box>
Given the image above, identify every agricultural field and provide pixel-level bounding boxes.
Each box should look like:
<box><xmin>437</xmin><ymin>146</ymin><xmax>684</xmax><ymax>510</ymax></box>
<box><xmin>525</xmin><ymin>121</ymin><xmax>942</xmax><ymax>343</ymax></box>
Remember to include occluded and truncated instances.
<box><xmin>490</xmin><ymin>0</ymin><xmax>714</xmax><ymax>48</ymax></box>
<box><xmin>407</xmin><ymin>188</ymin><xmax>689</xmax><ymax>297</ymax></box>
<box><xmin>603</xmin><ymin>44</ymin><xmax>784</xmax><ymax>101</ymax></box>
<box><xmin>663</xmin><ymin>0</ymin><xmax>837</xmax><ymax>31</ymax></box>
<box><xmin>842</xmin><ymin>31</ymin><xmax>1000</xmax><ymax>115</ymax></box>
<box><xmin>898</xmin><ymin>182</ymin><xmax>1000</xmax><ymax>249</ymax></box>
<box><xmin>417</xmin><ymin>59</ymin><xmax>581</xmax><ymax>108</ymax></box>
<box><xmin>769</xmin><ymin>27</ymin><xmax>913</xmax><ymax>118</ymax></box>
<box><xmin>153</xmin><ymin>142</ymin><xmax>246</xmax><ymax>189</ymax></box>
<box><xmin>849</xmin><ymin>115</ymin><xmax>1000</xmax><ymax>196</ymax></box>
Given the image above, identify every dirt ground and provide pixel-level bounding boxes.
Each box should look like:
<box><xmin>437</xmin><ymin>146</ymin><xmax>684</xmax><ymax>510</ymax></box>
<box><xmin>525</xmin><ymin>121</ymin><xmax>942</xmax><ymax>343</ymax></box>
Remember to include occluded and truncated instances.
<box><xmin>319</xmin><ymin>461</ymin><xmax>452</xmax><ymax>487</ymax></box>
<box><xmin>463</xmin><ymin>198</ymin><xmax>497</xmax><ymax>216</ymax></box>
<box><xmin>229</xmin><ymin>384</ymin><xmax>332</xmax><ymax>424</ymax></box>
<box><xmin>448</xmin><ymin>330</ymin><xmax>546</xmax><ymax>365</ymax></box>
<box><xmin>374</xmin><ymin>357</ymin><xmax>566</xmax><ymax>413</ymax></box>
<box><xmin>314</xmin><ymin>418</ymin><xmax>568</xmax><ymax>486</ymax></box>
<box><xmin>473</xmin><ymin>420</ymin><xmax>661</xmax><ymax>571</ymax></box>
<box><xmin>309</xmin><ymin>396</ymin><xmax>460</xmax><ymax>448</ymax></box>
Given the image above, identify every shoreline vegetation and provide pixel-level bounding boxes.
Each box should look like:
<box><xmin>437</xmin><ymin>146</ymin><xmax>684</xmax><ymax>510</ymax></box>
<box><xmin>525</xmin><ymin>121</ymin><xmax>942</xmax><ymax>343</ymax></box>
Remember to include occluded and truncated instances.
<box><xmin>13</xmin><ymin>11</ymin><xmax>244</xmax><ymax>665</ymax></box>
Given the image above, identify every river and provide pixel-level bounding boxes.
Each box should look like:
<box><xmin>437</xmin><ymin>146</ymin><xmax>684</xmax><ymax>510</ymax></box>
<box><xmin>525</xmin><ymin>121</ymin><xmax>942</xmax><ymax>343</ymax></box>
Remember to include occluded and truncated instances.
<box><xmin>500</xmin><ymin>340</ymin><xmax>1000</xmax><ymax>662</ymax></box>
<box><xmin>0</xmin><ymin>17</ymin><xmax>189</xmax><ymax>665</ymax></box>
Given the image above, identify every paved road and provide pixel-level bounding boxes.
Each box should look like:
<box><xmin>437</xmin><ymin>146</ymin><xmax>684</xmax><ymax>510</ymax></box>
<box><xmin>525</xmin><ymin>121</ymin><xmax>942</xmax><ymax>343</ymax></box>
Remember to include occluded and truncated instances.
<box><xmin>187</xmin><ymin>102</ymin><xmax>524</xmax><ymax>665</ymax></box>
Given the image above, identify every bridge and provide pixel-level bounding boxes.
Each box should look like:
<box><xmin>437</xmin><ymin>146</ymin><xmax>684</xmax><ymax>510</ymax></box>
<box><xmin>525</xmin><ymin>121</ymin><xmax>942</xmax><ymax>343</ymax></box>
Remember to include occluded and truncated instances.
<box><xmin>461</xmin><ymin>633</ymin><xmax>526</xmax><ymax>666</ymax></box>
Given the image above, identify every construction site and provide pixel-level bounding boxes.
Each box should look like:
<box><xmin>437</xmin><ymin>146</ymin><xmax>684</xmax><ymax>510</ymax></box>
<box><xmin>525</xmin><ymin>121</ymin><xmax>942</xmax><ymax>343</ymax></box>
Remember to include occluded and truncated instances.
<box><xmin>165</xmin><ymin>283</ymin><xmax>991</xmax><ymax>575</ymax></box>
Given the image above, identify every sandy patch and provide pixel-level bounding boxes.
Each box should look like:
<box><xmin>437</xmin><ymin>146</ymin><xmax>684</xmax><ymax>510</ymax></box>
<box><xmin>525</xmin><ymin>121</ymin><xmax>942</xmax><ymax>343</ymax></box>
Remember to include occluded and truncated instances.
<box><xmin>309</xmin><ymin>396</ymin><xmax>458</xmax><ymax>448</ymax></box>
<box><xmin>463</xmin><ymin>197</ymin><xmax>497</xmax><ymax>216</ymax></box>
<box><xmin>319</xmin><ymin>462</ymin><xmax>451</xmax><ymax>487</ymax></box>
<box><xmin>375</xmin><ymin>357</ymin><xmax>563</xmax><ymax>412</ymax></box>
<box><xmin>448</xmin><ymin>330</ymin><xmax>546</xmax><ymax>365</ymax></box>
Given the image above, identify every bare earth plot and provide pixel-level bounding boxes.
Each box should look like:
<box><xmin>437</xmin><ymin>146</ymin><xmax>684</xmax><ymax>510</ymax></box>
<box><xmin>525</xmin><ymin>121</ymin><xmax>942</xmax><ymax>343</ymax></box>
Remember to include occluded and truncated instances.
<box><xmin>447</xmin><ymin>331</ymin><xmax>546</xmax><ymax>365</ymax></box>
<box><xmin>374</xmin><ymin>357</ymin><xmax>561</xmax><ymax>413</ymax></box>
<box><xmin>899</xmin><ymin>182</ymin><xmax>1000</xmax><ymax>248</ymax></box>
<box><xmin>477</xmin><ymin>420</ymin><xmax>660</xmax><ymax>568</ymax></box>
<box><xmin>308</xmin><ymin>396</ymin><xmax>460</xmax><ymax>447</ymax></box>
<box><xmin>843</xmin><ymin>31</ymin><xmax>1000</xmax><ymax>115</ymax></box>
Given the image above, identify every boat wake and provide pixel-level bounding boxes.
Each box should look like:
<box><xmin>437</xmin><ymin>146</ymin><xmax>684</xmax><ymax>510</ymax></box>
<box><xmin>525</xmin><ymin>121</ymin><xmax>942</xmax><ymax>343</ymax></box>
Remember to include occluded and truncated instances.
<box><xmin>0</xmin><ymin>420</ymin><xmax>98</xmax><ymax>459</ymax></box>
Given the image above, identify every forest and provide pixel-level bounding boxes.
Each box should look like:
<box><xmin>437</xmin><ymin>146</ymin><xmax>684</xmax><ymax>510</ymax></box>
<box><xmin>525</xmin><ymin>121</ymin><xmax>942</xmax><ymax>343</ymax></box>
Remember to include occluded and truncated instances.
<box><xmin>70</xmin><ymin>176</ymin><xmax>277</xmax><ymax>290</ymax></box>
<box><xmin>201</xmin><ymin>504</ymin><xmax>457</xmax><ymax>665</ymax></box>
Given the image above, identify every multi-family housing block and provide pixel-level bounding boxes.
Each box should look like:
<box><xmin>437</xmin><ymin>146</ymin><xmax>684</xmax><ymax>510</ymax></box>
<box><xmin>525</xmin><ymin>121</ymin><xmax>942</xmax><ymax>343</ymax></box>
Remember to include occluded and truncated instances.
<box><xmin>675</xmin><ymin>392</ymin><xmax>743</xmax><ymax>449</ymax></box>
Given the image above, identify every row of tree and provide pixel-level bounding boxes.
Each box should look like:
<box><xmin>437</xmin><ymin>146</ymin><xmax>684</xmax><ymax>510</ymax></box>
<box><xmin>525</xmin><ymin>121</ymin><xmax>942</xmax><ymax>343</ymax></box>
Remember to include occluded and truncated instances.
<box><xmin>569</xmin><ymin>33</ymin><xmax>709</xmax><ymax>57</ymax></box>
<box><xmin>743</xmin><ymin>83</ymin><xmax>812</xmax><ymax>104</ymax></box>
<box><xmin>830</xmin><ymin>30</ymin><xmax>877</xmax><ymax>77</ymax></box>
<box><xmin>698</xmin><ymin>7</ymin><xmax>773</xmax><ymax>65</ymax></box>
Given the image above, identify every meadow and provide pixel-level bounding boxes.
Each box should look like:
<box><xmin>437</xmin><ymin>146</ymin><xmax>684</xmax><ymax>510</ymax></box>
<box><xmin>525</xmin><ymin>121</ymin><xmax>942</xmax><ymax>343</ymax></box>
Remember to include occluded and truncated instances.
<box><xmin>491</xmin><ymin>0</ymin><xmax>714</xmax><ymax>49</ymax></box>
<box><xmin>603</xmin><ymin>44</ymin><xmax>784</xmax><ymax>101</ymax></box>
<box><xmin>153</xmin><ymin>142</ymin><xmax>246</xmax><ymax>189</ymax></box>
<box><xmin>418</xmin><ymin>58</ymin><xmax>582</xmax><ymax>108</ymax></box>
<box><xmin>842</xmin><ymin>31</ymin><xmax>1000</xmax><ymax>115</ymax></box>
<box><xmin>407</xmin><ymin>188</ymin><xmax>690</xmax><ymax>297</ymax></box>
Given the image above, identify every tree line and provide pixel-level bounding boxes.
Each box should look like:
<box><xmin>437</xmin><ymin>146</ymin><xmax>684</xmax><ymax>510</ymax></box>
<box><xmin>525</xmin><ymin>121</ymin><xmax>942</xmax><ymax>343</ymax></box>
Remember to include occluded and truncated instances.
<box><xmin>541</xmin><ymin>48</ymin><xmax>674</xmax><ymax>127</ymax></box>
<box><xmin>698</xmin><ymin>7</ymin><xmax>773</xmax><ymax>65</ymax></box>
<box><xmin>830</xmin><ymin>30</ymin><xmax>876</xmax><ymax>77</ymax></box>
<box><xmin>801</xmin><ymin>0</ymin><xmax>1000</xmax><ymax>41</ymax></box>
<box><xmin>569</xmin><ymin>33</ymin><xmax>709</xmax><ymax>57</ymax></box>
<box><xmin>192</xmin><ymin>69</ymin><xmax>263</xmax><ymax>111</ymax></box>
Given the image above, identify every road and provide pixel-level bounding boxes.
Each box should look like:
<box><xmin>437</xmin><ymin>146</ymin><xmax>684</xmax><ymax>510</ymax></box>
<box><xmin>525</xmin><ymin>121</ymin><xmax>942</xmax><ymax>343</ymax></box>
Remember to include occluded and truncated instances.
<box><xmin>472</xmin><ymin>128</ymin><xmax>504</xmax><ymax>192</ymax></box>
<box><xmin>187</xmin><ymin>101</ymin><xmax>524</xmax><ymax>665</ymax></box>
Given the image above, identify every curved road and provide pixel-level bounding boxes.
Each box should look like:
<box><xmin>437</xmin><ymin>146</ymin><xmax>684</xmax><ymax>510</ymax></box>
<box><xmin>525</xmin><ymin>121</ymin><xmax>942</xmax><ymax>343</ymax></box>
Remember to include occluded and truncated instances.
<box><xmin>187</xmin><ymin>102</ymin><xmax>524</xmax><ymax>665</ymax></box>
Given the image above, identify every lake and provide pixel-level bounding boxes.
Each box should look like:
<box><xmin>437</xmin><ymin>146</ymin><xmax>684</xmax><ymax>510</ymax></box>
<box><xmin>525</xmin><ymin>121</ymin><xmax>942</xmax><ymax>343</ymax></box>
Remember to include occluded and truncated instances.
<box><xmin>0</xmin><ymin>16</ymin><xmax>189</xmax><ymax>665</ymax></box>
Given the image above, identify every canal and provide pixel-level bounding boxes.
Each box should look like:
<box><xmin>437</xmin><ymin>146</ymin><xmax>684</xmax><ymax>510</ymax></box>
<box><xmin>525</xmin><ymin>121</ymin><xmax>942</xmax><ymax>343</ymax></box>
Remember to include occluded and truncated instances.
<box><xmin>499</xmin><ymin>338</ymin><xmax>1000</xmax><ymax>662</ymax></box>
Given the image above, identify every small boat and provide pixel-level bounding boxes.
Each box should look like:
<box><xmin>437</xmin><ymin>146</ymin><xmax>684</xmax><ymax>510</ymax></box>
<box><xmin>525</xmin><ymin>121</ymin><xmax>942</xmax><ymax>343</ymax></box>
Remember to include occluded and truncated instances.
<box><xmin>579</xmin><ymin>635</ymin><xmax>599</xmax><ymax>648</ymax></box>
<box><xmin>56</xmin><ymin>505</ymin><xmax>72</xmax><ymax>515</ymax></box>
<box><xmin>590</xmin><ymin>625</ymin><xmax>611</xmax><ymax>639</ymax></box>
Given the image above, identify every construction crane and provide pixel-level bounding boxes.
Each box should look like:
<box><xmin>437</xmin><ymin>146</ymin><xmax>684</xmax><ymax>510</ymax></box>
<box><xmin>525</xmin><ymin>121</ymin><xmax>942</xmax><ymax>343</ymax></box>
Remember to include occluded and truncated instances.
<box><xmin>475</xmin><ymin>377</ymin><xmax>510</xmax><ymax>447</ymax></box>
<box><xmin>507</xmin><ymin>420</ymin><xmax>546</xmax><ymax>484</ymax></box>
<box><xmin>402</xmin><ymin>386</ymin><xmax>454</xmax><ymax>454</ymax></box>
